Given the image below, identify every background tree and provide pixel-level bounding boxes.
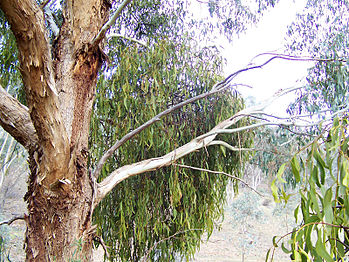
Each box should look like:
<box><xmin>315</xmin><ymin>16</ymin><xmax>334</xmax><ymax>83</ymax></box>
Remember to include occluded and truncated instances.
<box><xmin>268</xmin><ymin>1</ymin><xmax>349</xmax><ymax>260</ymax></box>
<box><xmin>0</xmin><ymin>0</ymin><xmax>277</xmax><ymax>261</ymax></box>
<box><xmin>287</xmin><ymin>0</ymin><xmax>349</xmax><ymax>115</ymax></box>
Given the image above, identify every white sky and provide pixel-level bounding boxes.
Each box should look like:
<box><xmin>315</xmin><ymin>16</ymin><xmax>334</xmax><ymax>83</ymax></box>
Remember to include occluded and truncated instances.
<box><xmin>222</xmin><ymin>0</ymin><xmax>312</xmax><ymax>113</ymax></box>
<box><xmin>192</xmin><ymin>0</ymin><xmax>314</xmax><ymax>116</ymax></box>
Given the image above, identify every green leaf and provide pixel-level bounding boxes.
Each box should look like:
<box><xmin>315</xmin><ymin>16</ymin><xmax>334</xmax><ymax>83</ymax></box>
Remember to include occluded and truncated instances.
<box><xmin>291</xmin><ymin>156</ymin><xmax>301</xmax><ymax>182</ymax></box>
<box><xmin>323</xmin><ymin>188</ymin><xmax>333</xmax><ymax>223</ymax></box>
<box><xmin>309</xmin><ymin>189</ymin><xmax>320</xmax><ymax>214</ymax></box>
<box><xmin>294</xmin><ymin>205</ymin><xmax>300</xmax><ymax>223</ymax></box>
<box><xmin>342</xmin><ymin>159</ymin><xmax>349</xmax><ymax>188</ymax></box>
<box><xmin>277</xmin><ymin>163</ymin><xmax>287</xmax><ymax>183</ymax></box>
<box><xmin>299</xmin><ymin>247</ymin><xmax>311</xmax><ymax>261</ymax></box>
<box><xmin>272</xmin><ymin>236</ymin><xmax>278</xmax><ymax>247</ymax></box>
<box><xmin>220</xmin><ymin>145</ymin><xmax>226</xmax><ymax>157</ymax></box>
<box><xmin>281</xmin><ymin>242</ymin><xmax>291</xmax><ymax>254</ymax></box>
<box><xmin>310</xmin><ymin>165</ymin><xmax>321</xmax><ymax>188</ymax></box>
<box><xmin>271</xmin><ymin>179</ymin><xmax>280</xmax><ymax>203</ymax></box>
<box><xmin>315</xmin><ymin>237</ymin><xmax>333</xmax><ymax>262</ymax></box>
<box><xmin>314</xmin><ymin>149</ymin><xmax>328</xmax><ymax>169</ymax></box>
<box><xmin>293</xmin><ymin>250</ymin><xmax>302</xmax><ymax>262</ymax></box>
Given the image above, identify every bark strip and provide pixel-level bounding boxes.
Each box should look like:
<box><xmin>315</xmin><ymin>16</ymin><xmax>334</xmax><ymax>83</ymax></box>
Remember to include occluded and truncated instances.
<box><xmin>0</xmin><ymin>0</ymin><xmax>70</xmax><ymax>187</ymax></box>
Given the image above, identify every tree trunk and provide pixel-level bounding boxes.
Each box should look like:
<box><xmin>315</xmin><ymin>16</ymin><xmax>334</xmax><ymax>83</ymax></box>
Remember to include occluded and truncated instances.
<box><xmin>0</xmin><ymin>0</ymin><xmax>110</xmax><ymax>260</ymax></box>
<box><xmin>24</xmin><ymin>151</ymin><xmax>95</xmax><ymax>261</ymax></box>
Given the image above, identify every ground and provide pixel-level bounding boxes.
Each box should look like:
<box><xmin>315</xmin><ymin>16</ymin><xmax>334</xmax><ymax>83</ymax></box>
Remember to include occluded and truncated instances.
<box><xmin>0</xmin><ymin>167</ymin><xmax>298</xmax><ymax>262</ymax></box>
<box><xmin>191</xmin><ymin>185</ymin><xmax>298</xmax><ymax>262</ymax></box>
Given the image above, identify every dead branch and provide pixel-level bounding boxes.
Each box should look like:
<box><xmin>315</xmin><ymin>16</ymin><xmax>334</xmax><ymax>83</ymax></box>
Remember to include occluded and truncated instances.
<box><xmin>95</xmin><ymin>81</ymin><xmax>300</xmax><ymax>202</ymax></box>
<box><xmin>92</xmin><ymin>81</ymin><xmax>237</xmax><ymax>179</ymax></box>
<box><xmin>107</xmin><ymin>33</ymin><xmax>147</xmax><ymax>47</ymax></box>
<box><xmin>252</xmin><ymin>52</ymin><xmax>347</xmax><ymax>64</ymax></box>
<box><xmin>95</xmin><ymin>110</ymin><xmax>247</xmax><ymax>203</ymax></box>
<box><xmin>174</xmin><ymin>163</ymin><xmax>264</xmax><ymax>196</ymax></box>
<box><xmin>93</xmin><ymin>235</ymin><xmax>109</xmax><ymax>259</ymax></box>
<box><xmin>95</xmin><ymin>55</ymin><xmax>348</xmax><ymax>203</ymax></box>
<box><xmin>207</xmin><ymin>140</ymin><xmax>256</xmax><ymax>151</ymax></box>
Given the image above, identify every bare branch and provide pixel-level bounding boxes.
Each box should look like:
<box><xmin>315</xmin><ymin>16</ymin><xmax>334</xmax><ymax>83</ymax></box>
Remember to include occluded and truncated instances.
<box><xmin>95</xmin><ymin>85</ymin><xmax>312</xmax><ymax>202</ymax></box>
<box><xmin>0</xmin><ymin>85</ymin><xmax>38</xmax><ymax>150</ymax></box>
<box><xmin>93</xmin><ymin>56</ymin><xmax>306</xmax><ymax>179</ymax></box>
<box><xmin>93</xmin><ymin>235</ymin><xmax>109</xmax><ymax>259</ymax></box>
<box><xmin>252</xmin><ymin>52</ymin><xmax>348</xmax><ymax>64</ymax></box>
<box><xmin>92</xmin><ymin>0</ymin><xmax>133</xmax><ymax>46</ymax></box>
<box><xmin>95</xmin><ymin>109</ymin><xmax>248</xmax><ymax>203</ymax></box>
<box><xmin>0</xmin><ymin>215</ymin><xmax>25</xmax><ymax>226</ymax></box>
<box><xmin>174</xmin><ymin>164</ymin><xmax>264</xmax><ymax>197</ymax></box>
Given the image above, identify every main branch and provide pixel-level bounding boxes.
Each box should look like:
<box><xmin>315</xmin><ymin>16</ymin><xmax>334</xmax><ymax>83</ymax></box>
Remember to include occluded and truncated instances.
<box><xmin>0</xmin><ymin>85</ymin><xmax>38</xmax><ymax>150</ymax></box>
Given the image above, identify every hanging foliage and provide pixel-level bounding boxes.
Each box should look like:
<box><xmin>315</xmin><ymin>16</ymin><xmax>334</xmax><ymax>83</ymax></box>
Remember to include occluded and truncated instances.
<box><xmin>90</xmin><ymin>37</ymin><xmax>253</xmax><ymax>261</ymax></box>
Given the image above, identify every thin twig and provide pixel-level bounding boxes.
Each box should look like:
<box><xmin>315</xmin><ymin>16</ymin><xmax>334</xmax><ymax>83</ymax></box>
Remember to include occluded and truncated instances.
<box><xmin>252</xmin><ymin>52</ymin><xmax>348</xmax><ymax>64</ymax></box>
<box><xmin>92</xmin><ymin>0</ymin><xmax>133</xmax><ymax>46</ymax></box>
<box><xmin>173</xmin><ymin>163</ymin><xmax>264</xmax><ymax>197</ymax></box>
<box><xmin>108</xmin><ymin>33</ymin><xmax>147</xmax><ymax>47</ymax></box>
<box><xmin>0</xmin><ymin>215</ymin><xmax>25</xmax><ymax>226</ymax></box>
<box><xmin>141</xmin><ymin>229</ymin><xmax>203</xmax><ymax>262</ymax></box>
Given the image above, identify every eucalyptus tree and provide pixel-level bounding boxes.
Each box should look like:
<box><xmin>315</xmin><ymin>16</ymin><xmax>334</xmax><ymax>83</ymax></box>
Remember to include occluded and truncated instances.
<box><xmin>0</xmin><ymin>0</ymin><xmax>279</xmax><ymax>261</ymax></box>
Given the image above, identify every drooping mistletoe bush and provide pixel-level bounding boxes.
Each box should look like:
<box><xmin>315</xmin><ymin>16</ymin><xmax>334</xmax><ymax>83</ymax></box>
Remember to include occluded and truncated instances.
<box><xmin>268</xmin><ymin>117</ymin><xmax>349</xmax><ymax>261</ymax></box>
